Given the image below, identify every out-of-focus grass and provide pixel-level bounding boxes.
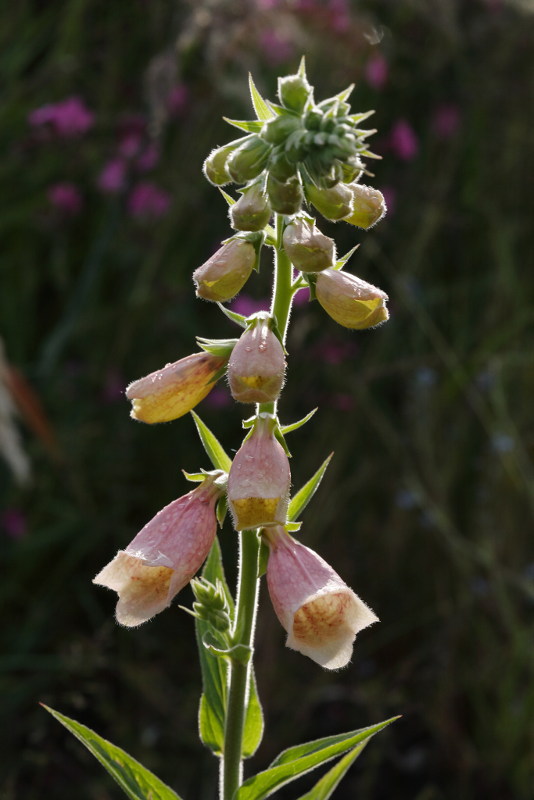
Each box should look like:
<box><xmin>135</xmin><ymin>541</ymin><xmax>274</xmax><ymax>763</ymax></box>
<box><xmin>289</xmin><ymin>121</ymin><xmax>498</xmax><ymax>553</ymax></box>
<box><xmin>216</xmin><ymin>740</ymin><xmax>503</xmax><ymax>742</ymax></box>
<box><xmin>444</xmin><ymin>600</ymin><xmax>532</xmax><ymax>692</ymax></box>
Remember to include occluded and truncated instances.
<box><xmin>1</xmin><ymin>1</ymin><xmax>533</xmax><ymax>799</ymax></box>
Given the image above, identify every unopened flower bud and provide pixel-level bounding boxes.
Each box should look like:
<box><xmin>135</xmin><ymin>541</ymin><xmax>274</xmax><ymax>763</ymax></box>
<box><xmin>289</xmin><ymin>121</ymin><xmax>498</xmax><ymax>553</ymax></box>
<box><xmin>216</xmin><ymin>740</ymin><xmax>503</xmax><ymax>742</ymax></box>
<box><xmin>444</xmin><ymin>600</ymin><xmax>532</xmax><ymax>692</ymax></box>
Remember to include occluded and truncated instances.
<box><xmin>267</xmin><ymin>173</ymin><xmax>304</xmax><ymax>215</ymax></box>
<box><xmin>282</xmin><ymin>218</ymin><xmax>335</xmax><ymax>273</ymax></box>
<box><xmin>264</xmin><ymin>526</ymin><xmax>378</xmax><ymax>669</ymax></box>
<box><xmin>93</xmin><ymin>476</ymin><xmax>223</xmax><ymax>627</ymax></box>
<box><xmin>230</xmin><ymin>184</ymin><xmax>272</xmax><ymax>232</ymax></box>
<box><xmin>126</xmin><ymin>351</ymin><xmax>226</xmax><ymax>424</ymax></box>
<box><xmin>306</xmin><ymin>182</ymin><xmax>353</xmax><ymax>220</ymax></box>
<box><xmin>227</xmin><ymin>415</ymin><xmax>290</xmax><ymax>531</ymax></box>
<box><xmin>193</xmin><ymin>239</ymin><xmax>256</xmax><ymax>302</ymax></box>
<box><xmin>343</xmin><ymin>184</ymin><xmax>386</xmax><ymax>229</ymax></box>
<box><xmin>227</xmin><ymin>136</ymin><xmax>272</xmax><ymax>183</ymax></box>
<box><xmin>278</xmin><ymin>74</ymin><xmax>313</xmax><ymax>113</ymax></box>
<box><xmin>227</xmin><ymin>313</ymin><xmax>286</xmax><ymax>403</ymax></box>
<box><xmin>315</xmin><ymin>268</ymin><xmax>389</xmax><ymax>330</ymax></box>
<box><xmin>262</xmin><ymin>114</ymin><xmax>302</xmax><ymax>145</ymax></box>
<box><xmin>340</xmin><ymin>157</ymin><xmax>364</xmax><ymax>184</ymax></box>
<box><xmin>203</xmin><ymin>139</ymin><xmax>248</xmax><ymax>186</ymax></box>
<box><xmin>268</xmin><ymin>150</ymin><xmax>297</xmax><ymax>182</ymax></box>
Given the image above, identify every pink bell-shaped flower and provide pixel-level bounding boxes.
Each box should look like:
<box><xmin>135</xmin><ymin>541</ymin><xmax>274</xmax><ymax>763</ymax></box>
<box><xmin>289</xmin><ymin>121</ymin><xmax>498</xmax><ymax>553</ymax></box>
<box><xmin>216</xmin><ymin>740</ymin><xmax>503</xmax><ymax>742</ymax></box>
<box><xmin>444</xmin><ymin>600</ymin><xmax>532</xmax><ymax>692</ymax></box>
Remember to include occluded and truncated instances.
<box><xmin>93</xmin><ymin>475</ymin><xmax>223</xmax><ymax>627</ymax></box>
<box><xmin>227</xmin><ymin>414</ymin><xmax>290</xmax><ymax>530</ymax></box>
<box><xmin>126</xmin><ymin>351</ymin><xmax>226</xmax><ymax>424</ymax></box>
<box><xmin>264</xmin><ymin>526</ymin><xmax>378</xmax><ymax>669</ymax></box>
<box><xmin>227</xmin><ymin>313</ymin><xmax>286</xmax><ymax>403</ymax></box>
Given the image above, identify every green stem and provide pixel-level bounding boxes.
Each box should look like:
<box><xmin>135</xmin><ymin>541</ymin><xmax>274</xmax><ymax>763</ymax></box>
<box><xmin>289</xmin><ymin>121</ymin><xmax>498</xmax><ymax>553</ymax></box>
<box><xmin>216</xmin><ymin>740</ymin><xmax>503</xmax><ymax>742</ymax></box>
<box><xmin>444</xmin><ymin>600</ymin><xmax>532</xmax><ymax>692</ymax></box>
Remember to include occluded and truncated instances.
<box><xmin>221</xmin><ymin>530</ymin><xmax>260</xmax><ymax>800</ymax></box>
<box><xmin>221</xmin><ymin>214</ymin><xmax>295</xmax><ymax>799</ymax></box>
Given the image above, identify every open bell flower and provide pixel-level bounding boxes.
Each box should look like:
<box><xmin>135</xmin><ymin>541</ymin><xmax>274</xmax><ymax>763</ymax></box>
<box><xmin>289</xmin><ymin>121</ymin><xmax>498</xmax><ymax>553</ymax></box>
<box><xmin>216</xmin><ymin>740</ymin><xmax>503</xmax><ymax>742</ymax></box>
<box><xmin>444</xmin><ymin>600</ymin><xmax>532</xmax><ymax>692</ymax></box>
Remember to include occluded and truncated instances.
<box><xmin>227</xmin><ymin>313</ymin><xmax>286</xmax><ymax>403</ymax></box>
<box><xmin>316</xmin><ymin>268</ymin><xmax>389</xmax><ymax>330</ymax></box>
<box><xmin>227</xmin><ymin>414</ymin><xmax>290</xmax><ymax>530</ymax></box>
<box><xmin>126</xmin><ymin>351</ymin><xmax>227</xmax><ymax>424</ymax></box>
<box><xmin>264</xmin><ymin>526</ymin><xmax>378</xmax><ymax>669</ymax></box>
<box><xmin>93</xmin><ymin>475</ymin><xmax>223</xmax><ymax>627</ymax></box>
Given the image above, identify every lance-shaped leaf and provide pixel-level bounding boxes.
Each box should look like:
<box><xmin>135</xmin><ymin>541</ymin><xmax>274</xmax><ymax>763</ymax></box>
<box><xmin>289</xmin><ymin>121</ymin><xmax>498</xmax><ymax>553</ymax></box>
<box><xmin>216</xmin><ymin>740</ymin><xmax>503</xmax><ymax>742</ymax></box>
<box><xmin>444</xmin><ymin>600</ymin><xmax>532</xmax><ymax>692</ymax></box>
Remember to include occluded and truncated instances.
<box><xmin>224</xmin><ymin>118</ymin><xmax>265</xmax><ymax>133</ymax></box>
<box><xmin>249</xmin><ymin>73</ymin><xmax>275</xmax><ymax>121</ymax></box>
<box><xmin>235</xmin><ymin>718</ymin><xmax>398</xmax><ymax>800</ymax></box>
<box><xmin>334</xmin><ymin>245</ymin><xmax>360</xmax><ymax>271</ymax></box>
<box><xmin>279</xmin><ymin>408</ymin><xmax>317</xmax><ymax>436</ymax></box>
<box><xmin>191</xmin><ymin>411</ymin><xmax>232</xmax><ymax>472</ymax></box>
<box><xmin>294</xmin><ymin>741</ymin><xmax>368</xmax><ymax>800</ymax></box>
<box><xmin>42</xmin><ymin>706</ymin><xmax>183</xmax><ymax>800</ymax></box>
<box><xmin>288</xmin><ymin>453</ymin><xmax>333</xmax><ymax>522</ymax></box>
<box><xmin>242</xmin><ymin>670</ymin><xmax>264</xmax><ymax>759</ymax></box>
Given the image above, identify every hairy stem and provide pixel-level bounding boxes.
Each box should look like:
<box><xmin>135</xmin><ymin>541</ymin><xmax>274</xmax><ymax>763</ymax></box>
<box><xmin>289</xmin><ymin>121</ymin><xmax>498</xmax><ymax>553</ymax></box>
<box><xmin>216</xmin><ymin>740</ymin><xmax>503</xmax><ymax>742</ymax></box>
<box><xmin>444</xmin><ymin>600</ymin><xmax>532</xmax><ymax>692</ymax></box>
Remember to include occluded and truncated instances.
<box><xmin>221</xmin><ymin>213</ymin><xmax>295</xmax><ymax>799</ymax></box>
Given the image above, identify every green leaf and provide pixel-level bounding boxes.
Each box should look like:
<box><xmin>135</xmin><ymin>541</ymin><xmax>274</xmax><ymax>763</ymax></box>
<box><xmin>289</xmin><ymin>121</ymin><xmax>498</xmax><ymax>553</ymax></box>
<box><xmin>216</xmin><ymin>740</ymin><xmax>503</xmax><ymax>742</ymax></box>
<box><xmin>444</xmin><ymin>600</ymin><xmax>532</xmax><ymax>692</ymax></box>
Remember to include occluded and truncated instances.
<box><xmin>294</xmin><ymin>742</ymin><xmax>367</xmax><ymax>799</ymax></box>
<box><xmin>218</xmin><ymin>188</ymin><xmax>236</xmax><ymax>207</ymax></box>
<box><xmin>216</xmin><ymin>302</ymin><xmax>248</xmax><ymax>329</ymax></box>
<box><xmin>223</xmin><ymin>118</ymin><xmax>265</xmax><ymax>133</ymax></box>
<box><xmin>280</xmin><ymin>408</ymin><xmax>317</xmax><ymax>435</ymax></box>
<box><xmin>191</xmin><ymin>411</ymin><xmax>232</xmax><ymax>472</ymax></box>
<box><xmin>348</xmin><ymin>110</ymin><xmax>375</xmax><ymax>124</ymax></box>
<box><xmin>288</xmin><ymin>453</ymin><xmax>333</xmax><ymax>522</ymax></box>
<box><xmin>235</xmin><ymin>718</ymin><xmax>397</xmax><ymax>800</ymax></box>
<box><xmin>249</xmin><ymin>73</ymin><xmax>275</xmax><ymax>121</ymax></box>
<box><xmin>196</xmin><ymin>540</ymin><xmax>234</xmax><ymax>755</ymax></box>
<box><xmin>242</xmin><ymin>670</ymin><xmax>264</xmax><ymax>758</ymax></box>
<box><xmin>42</xmin><ymin>706</ymin><xmax>183</xmax><ymax>800</ymax></box>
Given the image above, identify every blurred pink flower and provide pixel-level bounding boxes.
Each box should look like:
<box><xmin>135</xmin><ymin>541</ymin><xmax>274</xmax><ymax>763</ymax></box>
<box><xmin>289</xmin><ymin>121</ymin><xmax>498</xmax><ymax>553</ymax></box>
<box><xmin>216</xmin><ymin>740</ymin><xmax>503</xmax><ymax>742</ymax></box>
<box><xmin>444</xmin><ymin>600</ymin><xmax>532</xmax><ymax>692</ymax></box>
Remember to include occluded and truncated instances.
<box><xmin>136</xmin><ymin>144</ymin><xmax>159</xmax><ymax>172</ymax></box>
<box><xmin>127</xmin><ymin>182</ymin><xmax>171</xmax><ymax>220</ymax></box>
<box><xmin>29</xmin><ymin>97</ymin><xmax>94</xmax><ymax>137</ymax></box>
<box><xmin>1</xmin><ymin>508</ymin><xmax>27</xmax><ymax>540</ymax></box>
<box><xmin>431</xmin><ymin>104</ymin><xmax>461</xmax><ymax>139</ymax></box>
<box><xmin>381</xmin><ymin>186</ymin><xmax>396</xmax><ymax>214</ymax></box>
<box><xmin>97</xmin><ymin>159</ymin><xmax>127</xmax><ymax>194</ymax></box>
<box><xmin>204</xmin><ymin>385</ymin><xmax>232</xmax><ymax>410</ymax></box>
<box><xmin>364</xmin><ymin>53</ymin><xmax>389</xmax><ymax>90</ymax></box>
<box><xmin>329</xmin><ymin>0</ymin><xmax>350</xmax><ymax>32</ymax></box>
<box><xmin>389</xmin><ymin>119</ymin><xmax>419</xmax><ymax>160</ymax></box>
<box><xmin>47</xmin><ymin>182</ymin><xmax>83</xmax><ymax>216</ymax></box>
<box><xmin>118</xmin><ymin>131</ymin><xmax>143</xmax><ymax>159</ymax></box>
<box><xmin>167</xmin><ymin>85</ymin><xmax>189</xmax><ymax>116</ymax></box>
<box><xmin>230</xmin><ymin>295</ymin><xmax>269</xmax><ymax>317</ymax></box>
<box><xmin>259</xmin><ymin>30</ymin><xmax>294</xmax><ymax>65</ymax></box>
<box><xmin>293</xmin><ymin>287</ymin><xmax>310</xmax><ymax>306</ymax></box>
<box><xmin>314</xmin><ymin>339</ymin><xmax>357</xmax><ymax>365</ymax></box>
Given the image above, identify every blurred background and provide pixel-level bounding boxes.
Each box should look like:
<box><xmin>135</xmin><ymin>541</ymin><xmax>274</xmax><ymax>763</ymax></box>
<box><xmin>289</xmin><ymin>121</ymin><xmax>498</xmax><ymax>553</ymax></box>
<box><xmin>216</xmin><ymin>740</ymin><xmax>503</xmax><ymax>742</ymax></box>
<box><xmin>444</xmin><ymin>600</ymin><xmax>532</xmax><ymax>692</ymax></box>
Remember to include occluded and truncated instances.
<box><xmin>1</xmin><ymin>1</ymin><xmax>533</xmax><ymax>798</ymax></box>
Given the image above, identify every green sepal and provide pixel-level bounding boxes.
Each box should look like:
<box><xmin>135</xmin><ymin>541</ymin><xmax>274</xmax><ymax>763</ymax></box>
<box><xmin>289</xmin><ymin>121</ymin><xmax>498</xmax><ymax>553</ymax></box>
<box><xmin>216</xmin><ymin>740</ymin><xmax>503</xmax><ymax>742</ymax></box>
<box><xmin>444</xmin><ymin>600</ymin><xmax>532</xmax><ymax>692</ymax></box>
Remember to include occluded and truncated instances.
<box><xmin>348</xmin><ymin>110</ymin><xmax>375</xmax><ymax>124</ymax></box>
<box><xmin>279</xmin><ymin>407</ymin><xmax>317</xmax><ymax>435</ymax></box>
<box><xmin>286</xmin><ymin>521</ymin><xmax>302</xmax><ymax>532</ymax></box>
<box><xmin>224</xmin><ymin>118</ymin><xmax>265</xmax><ymax>133</ymax></box>
<box><xmin>196</xmin><ymin>336</ymin><xmax>238</xmax><ymax>357</ymax></box>
<box><xmin>293</xmin><ymin>742</ymin><xmax>370</xmax><ymax>799</ymax></box>
<box><xmin>235</xmin><ymin>718</ymin><xmax>399</xmax><ymax>800</ymax></box>
<box><xmin>334</xmin><ymin>245</ymin><xmax>360</xmax><ymax>271</ymax></box>
<box><xmin>216</xmin><ymin>493</ymin><xmax>228</xmax><ymax>528</ymax></box>
<box><xmin>257</xmin><ymin>539</ymin><xmax>270</xmax><ymax>578</ymax></box>
<box><xmin>42</xmin><ymin>706</ymin><xmax>183</xmax><ymax>800</ymax></box>
<box><xmin>288</xmin><ymin>452</ymin><xmax>333</xmax><ymax>522</ymax></box>
<box><xmin>182</xmin><ymin>468</ymin><xmax>227</xmax><ymax>486</ymax></box>
<box><xmin>249</xmin><ymin>73</ymin><xmax>275</xmax><ymax>121</ymax></box>
<box><xmin>218</xmin><ymin>188</ymin><xmax>236</xmax><ymax>207</ymax></box>
<box><xmin>191</xmin><ymin>411</ymin><xmax>232</xmax><ymax>472</ymax></box>
<box><xmin>216</xmin><ymin>302</ymin><xmax>248</xmax><ymax>329</ymax></box>
<box><xmin>274</xmin><ymin>425</ymin><xmax>292</xmax><ymax>458</ymax></box>
<box><xmin>203</xmin><ymin>633</ymin><xmax>252</xmax><ymax>666</ymax></box>
<box><xmin>359</xmin><ymin>149</ymin><xmax>382</xmax><ymax>160</ymax></box>
<box><xmin>182</xmin><ymin>470</ymin><xmax>205</xmax><ymax>483</ymax></box>
<box><xmin>353</xmin><ymin>127</ymin><xmax>378</xmax><ymax>139</ymax></box>
<box><xmin>317</xmin><ymin>84</ymin><xmax>355</xmax><ymax>110</ymax></box>
<box><xmin>304</xmin><ymin>272</ymin><xmax>317</xmax><ymax>301</ymax></box>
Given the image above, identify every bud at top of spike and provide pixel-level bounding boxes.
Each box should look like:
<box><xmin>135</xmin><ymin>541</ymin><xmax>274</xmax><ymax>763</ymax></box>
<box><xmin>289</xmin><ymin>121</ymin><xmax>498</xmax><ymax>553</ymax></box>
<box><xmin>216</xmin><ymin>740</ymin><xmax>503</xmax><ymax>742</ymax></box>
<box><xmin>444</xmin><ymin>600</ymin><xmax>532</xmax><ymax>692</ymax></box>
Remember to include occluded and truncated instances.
<box><xmin>306</xmin><ymin>182</ymin><xmax>353</xmax><ymax>221</ymax></box>
<box><xmin>93</xmin><ymin>475</ymin><xmax>223</xmax><ymax>627</ymax></box>
<box><xmin>227</xmin><ymin>312</ymin><xmax>286</xmax><ymax>403</ymax></box>
<box><xmin>267</xmin><ymin>173</ymin><xmax>304</xmax><ymax>215</ymax></box>
<box><xmin>315</xmin><ymin>268</ymin><xmax>389</xmax><ymax>330</ymax></box>
<box><xmin>227</xmin><ymin>137</ymin><xmax>272</xmax><ymax>183</ymax></box>
<box><xmin>230</xmin><ymin>183</ymin><xmax>272</xmax><ymax>232</ymax></box>
<box><xmin>282</xmin><ymin>217</ymin><xmax>336</xmax><ymax>273</ymax></box>
<box><xmin>227</xmin><ymin>414</ymin><xmax>291</xmax><ymax>531</ymax></box>
<box><xmin>342</xmin><ymin>184</ymin><xmax>387</xmax><ymax>229</ymax></box>
<box><xmin>262</xmin><ymin>114</ymin><xmax>302</xmax><ymax>145</ymax></box>
<box><xmin>278</xmin><ymin>74</ymin><xmax>313</xmax><ymax>113</ymax></box>
<box><xmin>193</xmin><ymin>238</ymin><xmax>256</xmax><ymax>302</ymax></box>
<box><xmin>126</xmin><ymin>351</ymin><xmax>227</xmax><ymax>424</ymax></box>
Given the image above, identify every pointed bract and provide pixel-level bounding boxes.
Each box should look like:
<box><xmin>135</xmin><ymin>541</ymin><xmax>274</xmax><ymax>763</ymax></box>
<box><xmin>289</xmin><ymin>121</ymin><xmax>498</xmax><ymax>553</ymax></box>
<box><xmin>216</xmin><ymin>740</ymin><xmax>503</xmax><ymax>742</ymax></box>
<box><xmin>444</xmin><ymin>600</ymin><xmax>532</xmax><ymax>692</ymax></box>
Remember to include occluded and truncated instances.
<box><xmin>126</xmin><ymin>351</ymin><xmax>227</xmax><ymax>423</ymax></box>
<box><xmin>265</xmin><ymin>527</ymin><xmax>378</xmax><ymax>669</ymax></box>
<box><xmin>93</xmin><ymin>477</ymin><xmax>222</xmax><ymax>627</ymax></box>
<box><xmin>227</xmin><ymin>416</ymin><xmax>291</xmax><ymax>530</ymax></box>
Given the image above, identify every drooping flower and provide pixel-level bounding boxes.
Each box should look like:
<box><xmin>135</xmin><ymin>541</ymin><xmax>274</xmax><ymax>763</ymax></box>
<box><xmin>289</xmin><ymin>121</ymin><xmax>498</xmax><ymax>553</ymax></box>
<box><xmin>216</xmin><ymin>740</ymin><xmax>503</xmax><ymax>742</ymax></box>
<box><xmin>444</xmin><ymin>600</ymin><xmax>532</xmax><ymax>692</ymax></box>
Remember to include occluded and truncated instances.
<box><xmin>193</xmin><ymin>239</ymin><xmax>257</xmax><ymax>303</ymax></box>
<box><xmin>342</xmin><ymin>184</ymin><xmax>386</xmax><ymax>229</ymax></box>
<box><xmin>283</xmin><ymin>217</ymin><xmax>336</xmax><ymax>273</ymax></box>
<box><xmin>126</xmin><ymin>351</ymin><xmax>227</xmax><ymax>424</ymax></box>
<box><xmin>93</xmin><ymin>475</ymin><xmax>223</xmax><ymax>627</ymax></box>
<box><xmin>227</xmin><ymin>313</ymin><xmax>286</xmax><ymax>403</ymax></box>
<box><xmin>264</xmin><ymin>526</ymin><xmax>378</xmax><ymax>669</ymax></box>
<box><xmin>227</xmin><ymin>414</ymin><xmax>290</xmax><ymax>531</ymax></box>
<box><xmin>315</xmin><ymin>268</ymin><xmax>389</xmax><ymax>330</ymax></box>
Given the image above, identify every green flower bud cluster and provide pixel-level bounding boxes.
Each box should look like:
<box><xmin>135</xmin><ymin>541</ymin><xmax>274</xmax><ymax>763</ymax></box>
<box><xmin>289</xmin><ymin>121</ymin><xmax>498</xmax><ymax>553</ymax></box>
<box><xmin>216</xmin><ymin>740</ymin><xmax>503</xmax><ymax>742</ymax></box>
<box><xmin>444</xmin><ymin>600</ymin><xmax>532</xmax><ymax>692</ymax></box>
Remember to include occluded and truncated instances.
<box><xmin>189</xmin><ymin>577</ymin><xmax>232</xmax><ymax>636</ymax></box>
<box><xmin>203</xmin><ymin>58</ymin><xmax>381</xmax><ymax>224</ymax></box>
